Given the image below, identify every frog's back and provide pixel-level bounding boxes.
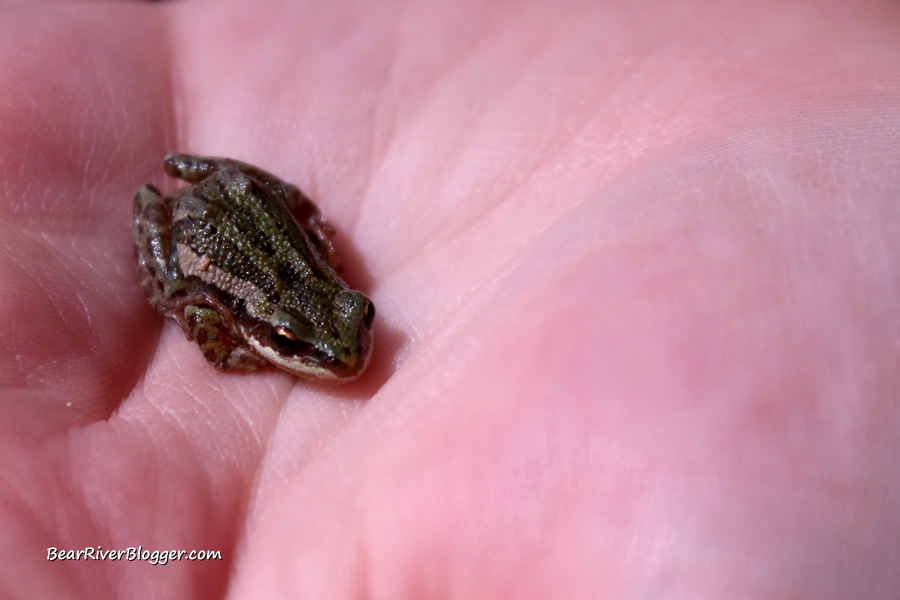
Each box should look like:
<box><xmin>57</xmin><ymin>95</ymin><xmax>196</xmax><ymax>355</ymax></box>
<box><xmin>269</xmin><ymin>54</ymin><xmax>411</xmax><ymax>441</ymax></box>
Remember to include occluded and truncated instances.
<box><xmin>172</xmin><ymin>171</ymin><xmax>343</xmax><ymax>310</ymax></box>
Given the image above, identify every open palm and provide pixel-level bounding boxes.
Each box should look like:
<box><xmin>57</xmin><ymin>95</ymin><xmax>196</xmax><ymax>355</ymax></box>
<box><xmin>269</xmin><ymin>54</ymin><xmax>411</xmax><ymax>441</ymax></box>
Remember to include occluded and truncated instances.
<box><xmin>2</xmin><ymin>1</ymin><xmax>899</xmax><ymax>598</ymax></box>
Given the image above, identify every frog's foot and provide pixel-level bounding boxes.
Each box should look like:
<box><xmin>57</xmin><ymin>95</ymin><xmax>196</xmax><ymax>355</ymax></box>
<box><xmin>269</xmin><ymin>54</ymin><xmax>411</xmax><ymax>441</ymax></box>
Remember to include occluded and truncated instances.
<box><xmin>164</xmin><ymin>152</ymin><xmax>285</xmax><ymax>191</ymax></box>
<box><xmin>164</xmin><ymin>153</ymin><xmax>226</xmax><ymax>184</ymax></box>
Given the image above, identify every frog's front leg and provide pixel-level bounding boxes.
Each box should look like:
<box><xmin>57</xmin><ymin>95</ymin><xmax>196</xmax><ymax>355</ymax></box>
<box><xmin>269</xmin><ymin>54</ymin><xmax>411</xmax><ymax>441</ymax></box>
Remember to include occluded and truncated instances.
<box><xmin>164</xmin><ymin>152</ymin><xmax>342</xmax><ymax>269</ymax></box>
<box><xmin>181</xmin><ymin>304</ymin><xmax>269</xmax><ymax>371</ymax></box>
<box><xmin>161</xmin><ymin>292</ymin><xmax>266</xmax><ymax>370</ymax></box>
<box><xmin>134</xmin><ymin>184</ymin><xmax>184</xmax><ymax>302</ymax></box>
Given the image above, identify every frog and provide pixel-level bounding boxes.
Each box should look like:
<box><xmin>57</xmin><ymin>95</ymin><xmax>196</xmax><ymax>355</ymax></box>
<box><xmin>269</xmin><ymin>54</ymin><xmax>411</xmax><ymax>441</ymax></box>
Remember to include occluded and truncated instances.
<box><xmin>133</xmin><ymin>152</ymin><xmax>374</xmax><ymax>382</ymax></box>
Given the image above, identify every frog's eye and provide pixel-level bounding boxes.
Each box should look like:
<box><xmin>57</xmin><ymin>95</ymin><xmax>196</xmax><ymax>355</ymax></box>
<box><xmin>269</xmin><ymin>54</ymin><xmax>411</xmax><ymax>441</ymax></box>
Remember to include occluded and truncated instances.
<box><xmin>271</xmin><ymin>325</ymin><xmax>311</xmax><ymax>355</ymax></box>
<box><xmin>274</xmin><ymin>325</ymin><xmax>296</xmax><ymax>342</ymax></box>
<box><xmin>362</xmin><ymin>300</ymin><xmax>375</xmax><ymax>328</ymax></box>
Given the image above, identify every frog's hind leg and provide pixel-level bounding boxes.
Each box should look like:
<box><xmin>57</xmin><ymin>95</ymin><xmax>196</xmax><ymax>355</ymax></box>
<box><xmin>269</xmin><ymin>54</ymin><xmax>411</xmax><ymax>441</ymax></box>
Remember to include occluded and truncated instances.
<box><xmin>134</xmin><ymin>184</ymin><xmax>179</xmax><ymax>302</ymax></box>
<box><xmin>289</xmin><ymin>198</ymin><xmax>341</xmax><ymax>270</ymax></box>
<box><xmin>163</xmin><ymin>152</ymin><xmax>285</xmax><ymax>188</ymax></box>
<box><xmin>164</xmin><ymin>152</ymin><xmax>307</xmax><ymax>211</ymax></box>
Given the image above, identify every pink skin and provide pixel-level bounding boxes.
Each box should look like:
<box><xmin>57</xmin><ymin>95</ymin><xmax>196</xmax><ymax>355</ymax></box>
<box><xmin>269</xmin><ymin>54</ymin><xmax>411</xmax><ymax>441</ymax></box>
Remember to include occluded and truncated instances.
<box><xmin>1</xmin><ymin>0</ymin><xmax>899</xmax><ymax>598</ymax></box>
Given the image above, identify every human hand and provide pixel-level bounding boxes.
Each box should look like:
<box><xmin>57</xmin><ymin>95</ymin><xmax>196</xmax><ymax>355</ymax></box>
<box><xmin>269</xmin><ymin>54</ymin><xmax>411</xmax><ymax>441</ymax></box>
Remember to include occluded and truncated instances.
<box><xmin>1</xmin><ymin>1</ymin><xmax>898</xmax><ymax>598</ymax></box>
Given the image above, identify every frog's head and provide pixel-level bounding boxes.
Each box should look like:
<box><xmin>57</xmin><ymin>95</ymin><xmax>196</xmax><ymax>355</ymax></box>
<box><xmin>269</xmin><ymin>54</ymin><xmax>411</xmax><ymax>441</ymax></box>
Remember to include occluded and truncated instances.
<box><xmin>249</xmin><ymin>290</ymin><xmax>375</xmax><ymax>382</ymax></box>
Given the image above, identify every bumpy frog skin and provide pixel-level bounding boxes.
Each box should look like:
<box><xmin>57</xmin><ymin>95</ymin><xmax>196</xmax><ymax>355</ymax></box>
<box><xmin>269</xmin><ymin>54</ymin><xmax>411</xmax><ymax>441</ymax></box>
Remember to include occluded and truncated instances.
<box><xmin>133</xmin><ymin>153</ymin><xmax>374</xmax><ymax>382</ymax></box>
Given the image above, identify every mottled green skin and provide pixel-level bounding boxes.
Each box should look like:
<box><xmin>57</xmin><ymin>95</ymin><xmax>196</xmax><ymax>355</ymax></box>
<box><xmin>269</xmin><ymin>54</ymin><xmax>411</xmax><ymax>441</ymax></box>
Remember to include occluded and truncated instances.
<box><xmin>134</xmin><ymin>153</ymin><xmax>374</xmax><ymax>382</ymax></box>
